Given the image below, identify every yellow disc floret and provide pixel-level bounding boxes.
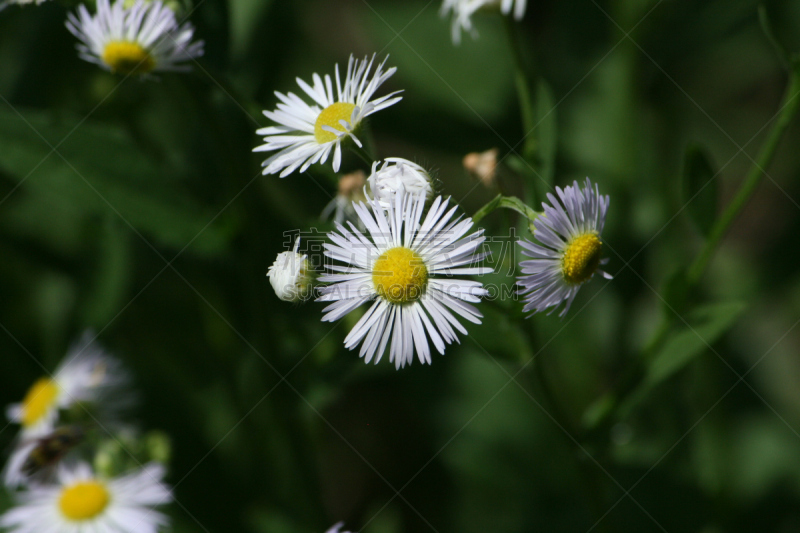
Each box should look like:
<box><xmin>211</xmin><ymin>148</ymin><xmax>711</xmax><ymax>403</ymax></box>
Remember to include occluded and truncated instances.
<box><xmin>102</xmin><ymin>41</ymin><xmax>156</xmax><ymax>75</ymax></box>
<box><xmin>314</xmin><ymin>102</ymin><xmax>356</xmax><ymax>144</ymax></box>
<box><xmin>561</xmin><ymin>233</ymin><xmax>603</xmax><ymax>285</ymax></box>
<box><xmin>373</xmin><ymin>247</ymin><xmax>428</xmax><ymax>304</ymax></box>
<box><xmin>59</xmin><ymin>481</ymin><xmax>110</xmax><ymax>521</ymax></box>
<box><xmin>21</xmin><ymin>378</ymin><xmax>59</xmax><ymax>427</ymax></box>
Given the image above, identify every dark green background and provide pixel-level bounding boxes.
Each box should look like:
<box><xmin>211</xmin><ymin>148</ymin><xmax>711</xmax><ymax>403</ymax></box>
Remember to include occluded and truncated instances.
<box><xmin>2</xmin><ymin>0</ymin><xmax>800</xmax><ymax>531</ymax></box>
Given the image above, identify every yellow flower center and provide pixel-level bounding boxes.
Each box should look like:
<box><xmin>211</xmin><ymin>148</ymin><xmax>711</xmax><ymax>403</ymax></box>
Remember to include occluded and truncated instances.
<box><xmin>372</xmin><ymin>247</ymin><xmax>428</xmax><ymax>304</ymax></box>
<box><xmin>101</xmin><ymin>41</ymin><xmax>156</xmax><ymax>75</ymax></box>
<box><xmin>59</xmin><ymin>481</ymin><xmax>110</xmax><ymax>521</ymax></box>
<box><xmin>561</xmin><ymin>233</ymin><xmax>603</xmax><ymax>285</ymax></box>
<box><xmin>21</xmin><ymin>378</ymin><xmax>59</xmax><ymax>427</ymax></box>
<box><xmin>314</xmin><ymin>102</ymin><xmax>356</xmax><ymax>144</ymax></box>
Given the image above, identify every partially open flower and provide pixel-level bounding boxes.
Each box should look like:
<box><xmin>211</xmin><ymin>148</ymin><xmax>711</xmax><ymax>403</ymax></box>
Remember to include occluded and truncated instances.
<box><xmin>367</xmin><ymin>157</ymin><xmax>434</xmax><ymax>209</ymax></box>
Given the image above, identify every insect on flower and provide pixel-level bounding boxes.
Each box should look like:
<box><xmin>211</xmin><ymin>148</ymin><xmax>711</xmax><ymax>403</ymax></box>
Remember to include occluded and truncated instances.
<box><xmin>21</xmin><ymin>425</ymin><xmax>86</xmax><ymax>477</ymax></box>
<box><xmin>4</xmin><ymin>425</ymin><xmax>87</xmax><ymax>487</ymax></box>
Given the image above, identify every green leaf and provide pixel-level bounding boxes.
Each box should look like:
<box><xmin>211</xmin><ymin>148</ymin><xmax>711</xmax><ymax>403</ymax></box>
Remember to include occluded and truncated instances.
<box><xmin>660</xmin><ymin>268</ymin><xmax>691</xmax><ymax>315</ymax></box>
<box><xmin>230</xmin><ymin>0</ymin><xmax>274</xmax><ymax>60</ymax></box>
<box><xmin>0</xmin><ymin>106</ymin><xmax>231</xmax><ymax>256</ymax></box>
<box><xmin>78</xmin><ymin>216</ymin><xmax>132</xmax><ymax>327</ymax></box>
<box><xmin>621</xmin><ymin>301</ymin><xmax>746</xmax><ymax>415</ymax></box>
<box><xmin>681</xmin><ymin>144</ymin><xmax>718</xmax><ymax>237</ymax></box>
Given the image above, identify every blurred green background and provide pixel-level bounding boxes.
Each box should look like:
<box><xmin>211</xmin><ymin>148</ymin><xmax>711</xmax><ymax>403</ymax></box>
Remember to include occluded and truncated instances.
<box><xmin>2</xmin><ymin>0</ymin><xmax>800</xmax><ymax>531</ymax></box>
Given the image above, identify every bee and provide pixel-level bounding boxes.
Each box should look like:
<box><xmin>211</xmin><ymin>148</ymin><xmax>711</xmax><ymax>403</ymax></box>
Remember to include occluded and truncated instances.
<box><xmin>20</xmin><ymin>425</ymin><xmax>86</xmax><ymax>477</ymax></box>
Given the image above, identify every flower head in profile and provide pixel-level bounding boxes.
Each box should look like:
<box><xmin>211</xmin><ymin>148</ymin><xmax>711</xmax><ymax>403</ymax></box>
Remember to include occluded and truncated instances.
<box><xmin>326</xmin><ymin>523</ymin><xmax>355</xmax><ymax>533</ymax></box>
<box><xmin>367</xmin><ymin>157</ymin><xmax>434</xmax><ymax>209</ymax></box>
<box><xmin>318</xmin><ymin>191</ymin><xmax>492</xmax><ymax>369</ymax></box>
<box><xmin>0</xmin><ymin>0</ymin><xmax>48</xmax><ymax>10</ymax></box>
<box><xmin>254</xmin><ymin>55</ymin><xmax>403</xmax><ymax>177</ymax></box>
<box><xmin>268</xmin><ymin>238</ymin><xmax>315</xmax><ymax>302</ymax></box>
<box><xmin>517</xmin><ymin>178</ymin><xmax>612</xmax><ymax>316</ymax></box>
<box><xmin>6</xmin><ymin>332</ymin><xmax>128</xmax><ymax>440</ymax></box>
<box><xmin>441</xmin><ymin>0</ymin><xmax>527</xmax><ymax>44</ymax></box>
<box><xmin>0</xmin><ymin>462</ymin><xmax>171</xmax><ymax>533</ymax></box>
<box><xmin>322</xmin><ymin>170</ymin><xmax>368</xmax><ymax>226</ymax></box>
<box><xmin>66</xmin><ymin>0</ymin><xmax>204</xmax><ymax>75</ymax></box>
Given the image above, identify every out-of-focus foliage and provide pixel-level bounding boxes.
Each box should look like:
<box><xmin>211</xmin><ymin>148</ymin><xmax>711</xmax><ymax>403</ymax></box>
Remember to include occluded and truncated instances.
<box><xmin>1</xmin><ymin>0</ymin><xmax>800</xmax><ymax>531</ymax></box>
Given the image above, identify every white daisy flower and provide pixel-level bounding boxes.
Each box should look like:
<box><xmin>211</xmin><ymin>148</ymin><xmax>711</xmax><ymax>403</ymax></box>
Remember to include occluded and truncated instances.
<box><xmin>321</xmin><ymin>170</ymin><xmax>367</xmax><ymax>226</ymax></box>
<box><xmin>65</xmin><ymin>0</ymin><xmax>204</xmax><ymax>75</ymax></box>
<box><xmin>6</xmin><ymin>332</ymin><xmax>128</xmax><ymax>439</ymax></box>
<box><xmin>517</xmin><ymin>178</ymin><xmax>612</xmax><ymax>316</ymax></box>
<box><xmin>318</xmin><ymin>191</ymin><xmax>492</xmax><ymax>369</ymax></box>
<box><xmin>253</xmin><ymin>55</ymin><xmax>403</xmax><ymax>177</ymax></box>
<box><xmin>268</xmin><ymin>238</ymin><xmax>314</xmax><ymax>302</ymax></box>
<box><xmin>367</xmin><ymin>158</ymin><xmax>434</xmax><ymax>209</ymax></box>
<box><xmin>441</xmin><ymin>0</ymin><xmax>528</xmax><ymax>44</ymax></box>
<box><xmin>0</xmin><ymin>462</ymin><xmax>171</xmax><ymax>533</ymax></box>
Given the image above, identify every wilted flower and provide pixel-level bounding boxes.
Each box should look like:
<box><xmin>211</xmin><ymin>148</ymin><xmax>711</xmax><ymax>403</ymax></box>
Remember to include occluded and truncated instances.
<box><xmin>321</xmin><ymin>170</ymin><xmax>368</xmax><ymax>225</ymax></box>
<box><xmin>463</xmin><ymin>148</ymin><xmax>499</xmax><ymax>188</ymax></box>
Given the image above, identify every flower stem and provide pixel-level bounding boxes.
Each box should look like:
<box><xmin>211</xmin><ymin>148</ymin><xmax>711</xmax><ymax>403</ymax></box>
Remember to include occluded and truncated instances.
<box><xmin>472</xmin><ymin>194</ymin><xmax>540</xmax><ymax>224</ymax></box>
<box><xmin>687</xmin><ymin>67</ymin><xmax>800</xmax><ymax>286</ymax></box>
<box><xmin>504</xmin><ymin>16</ymin><xmax>537</xmax><ymax>162</ymax></box>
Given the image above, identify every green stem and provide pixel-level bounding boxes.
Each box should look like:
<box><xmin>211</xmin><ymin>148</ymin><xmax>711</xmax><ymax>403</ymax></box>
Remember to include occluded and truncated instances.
<box><xmin>687</xmin><ymin>68</ymin><xmax>800</xmax><ymax>285</ymax></box>
<box><xmin>472</xmin><ymin>194</ymin><xmax>540</xmax><ymax>224</ymax></box>
<box><xmin>588</xmin><ymin>66</ymin><xmax>800</xmax><ymax>435</ymax></box>
<box><xmin>349</xmin><ymin>142</ymin><xmax>375</xmax><ymax>169</ymax></box>
<box><xmin>504</xmin><ymin>16</ymin><xmax>537</xmax><ymax>162</ymax></box>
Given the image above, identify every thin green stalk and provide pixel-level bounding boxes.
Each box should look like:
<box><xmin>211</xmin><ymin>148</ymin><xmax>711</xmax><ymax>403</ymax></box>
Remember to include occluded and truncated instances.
<box><xmin>350</xmin><ymin>142</ymin><xmax>375</xmax><ymax>167</ymax></box>
<box><xmin>504</xmin><ymin>16</ymin><xmax>537</xmax><ymax>162</ymax></box>
<box><xmin>518</xmin><ymin>320</ymin><xmax>608</xmax><ymax>524</ymax></box>
<box><xmin>687</xmin><ymin>68</ymin><xmax>800</xmax><ymax>285</ymax></box>
<box><xmin>472</xmin><ymin>194</ymin><xmax>540</xmax><ymax>224</ymax></box>
<box><xmin>587</xmin><ymin>66</ymin><xmax>800</xmax><ymax>435</ymax></box>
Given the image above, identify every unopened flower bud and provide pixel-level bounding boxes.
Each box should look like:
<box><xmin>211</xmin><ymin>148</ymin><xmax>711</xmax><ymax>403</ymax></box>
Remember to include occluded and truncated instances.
<box><xmin>267</xmin><ymin>239</ymin><xmax>314</xmax><ymax>302</ymax></box>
